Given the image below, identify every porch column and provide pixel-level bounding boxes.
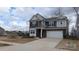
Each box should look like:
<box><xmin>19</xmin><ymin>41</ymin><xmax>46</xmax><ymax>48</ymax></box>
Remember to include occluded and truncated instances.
<box><xmin>41</xmin><ymin>29</ymin><xmax>42</xmax><ymax>38</ymax></box>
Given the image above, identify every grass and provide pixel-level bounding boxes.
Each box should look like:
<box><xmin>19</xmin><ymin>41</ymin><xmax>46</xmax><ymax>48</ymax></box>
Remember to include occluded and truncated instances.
<box><xmin>56</xmin><ymin>39</ymin><xmax>79</xmax><ymax>51</ymax></box>
<box><xmin>0</xmin><ymin>36</ymin><xmax>37</xmax><ymax>44</ymax></box>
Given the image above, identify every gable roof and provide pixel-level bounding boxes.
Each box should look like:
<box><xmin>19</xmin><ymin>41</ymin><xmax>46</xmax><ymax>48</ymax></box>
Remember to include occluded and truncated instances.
<box><xmin>47</xmin><ymin>16</ymin><xmax>67</xmax><ymax>20</ymax></box>
<box><xmin>0</xmin><ymin>27</ymin><xmax>5</xmax><ymax>31</ymax></box>
<box><xmin>30</xmin><ymin>13</ymin><xmax>68</xmax><ymax>21</ymax></box>
<box><xmin>30</xmin><ymin>13</ymin><xmax>45</xmax><ymax>21</ymax></box>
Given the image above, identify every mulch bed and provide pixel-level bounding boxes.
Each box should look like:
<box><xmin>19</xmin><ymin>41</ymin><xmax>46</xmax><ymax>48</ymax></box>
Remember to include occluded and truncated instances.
<box><xmin>56</xmin><ymin>39</ymin><xmax>79</xmax><ymax>51</ymax></box>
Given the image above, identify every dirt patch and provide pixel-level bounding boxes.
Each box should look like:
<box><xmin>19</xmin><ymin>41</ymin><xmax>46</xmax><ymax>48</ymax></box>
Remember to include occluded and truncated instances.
<box><xmin>56</xmin><ymin>39</ymin><xmax>79</xmax><ymax>51</ymax></box>
<box><xmin>0</xmin><ymin>36</ymin><xmax>37</xmax><ymax>44</ymax></box>
<box><xmin>0</xmin><ymin>43</ymin><xmax>11</xmax><ymax>47</ymax></box>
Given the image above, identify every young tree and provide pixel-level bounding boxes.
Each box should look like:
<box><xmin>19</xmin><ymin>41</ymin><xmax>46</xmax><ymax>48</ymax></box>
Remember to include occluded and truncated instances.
<box><xmin>72</xmin><ymin>7</ymin><xmax>79</xmax><ymax>38</ymax></box>
<box><xmin>71</xmin><ymin>26</ymin><xmax>76</xmax><ymax>38</ymax></box>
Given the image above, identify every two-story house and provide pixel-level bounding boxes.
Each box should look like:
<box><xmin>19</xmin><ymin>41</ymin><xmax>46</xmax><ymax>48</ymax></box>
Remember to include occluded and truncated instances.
<box><xmin>29</xmin><ymin>13</ymin><xmax>69</xmax><ymax>39</ymax></box>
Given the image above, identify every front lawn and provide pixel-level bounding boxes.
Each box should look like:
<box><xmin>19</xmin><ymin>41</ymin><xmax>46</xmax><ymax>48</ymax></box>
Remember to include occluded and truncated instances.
<box><xmin>0</xmin><ymin>36</ymin><xmax>37</xmax><ymax>44</ymax></box>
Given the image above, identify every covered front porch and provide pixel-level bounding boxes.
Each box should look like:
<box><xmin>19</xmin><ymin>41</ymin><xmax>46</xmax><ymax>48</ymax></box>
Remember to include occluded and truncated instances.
<box><xmin>36</xmin><ymin>29</ymin><xmax>46</xmax><ymax>38</ymax></box>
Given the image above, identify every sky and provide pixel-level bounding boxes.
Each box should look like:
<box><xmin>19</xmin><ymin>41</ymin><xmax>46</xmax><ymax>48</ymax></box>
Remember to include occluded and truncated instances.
<box><xmin>0</xmin><ymin>7</ymin><xmax>77</xmax><ymax>31</ymax></box>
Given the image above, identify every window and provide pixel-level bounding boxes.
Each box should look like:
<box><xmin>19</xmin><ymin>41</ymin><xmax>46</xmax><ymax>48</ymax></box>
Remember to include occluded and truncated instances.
<box><xmin>30</xmin><ymin>30</ymin><xmax>35</xmax><ymax>34</ymax></box>
<box><xmin>32</xmin><ymin>31</ymin><xmax>35</xmax><ymax>34</ymax></box>
<box><xmin>32</xmin><ymin>21</ymin><xmax>36</xmax><ymax>25</ymax></box>
<box><xmin>32</xmin><ymin>21</ymin><xmax>36</xmax><ymax>27</ymax></box>
<box><xmin>51</xmin><ymin>22</ymin><xmax>54</xmax><ymax>26</ymax></box>
<box><xmin>61</xmin><ymin>21</ymin><xmax>62</xmax><ymax>24</ymax></box>
<box><xmin>49</xmin><ymin>22</ymin><xmax>51</xmax><ymax>26</ymax></box>
<box><xmin>50</xmin><ymin>21</ymin><xmax>57</xmax><ymax>27</ymax></box>
<box><xmin>45</xmin><ymin>21</ymin><xmax>49</xmax><ymax>26</ymax></box>
<box><xmin>45</xmin><ymin>21</ymin><xmax>57</xmax><ymax>27</ymax></box>
<box><xmin>54</xmin><ymin>21</ymin><xmax>57</xmax><ymax>26</ymax></box>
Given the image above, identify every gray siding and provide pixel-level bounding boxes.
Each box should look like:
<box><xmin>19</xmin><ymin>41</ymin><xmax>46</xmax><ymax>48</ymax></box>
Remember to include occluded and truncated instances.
<box><xmin>29</xmin><ymin>14</ymin><xmax>69</xmax><ymax>37</ymax></box>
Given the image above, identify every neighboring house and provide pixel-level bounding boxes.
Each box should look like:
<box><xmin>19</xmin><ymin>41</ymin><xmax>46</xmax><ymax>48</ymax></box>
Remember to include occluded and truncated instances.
<box><xmin>6</xmin><ymin>31</ymin><xmax>18</xmax><ymax>36</ymax></box>
<box><xmin>29</xmin><ymin>13</ymin><xmax>69</xmax><ymax>39</ymax></box>
<box><xmin>0</xmin><ymin>27</ymin><xmax>7</xmax><ymax>36</ymax></box>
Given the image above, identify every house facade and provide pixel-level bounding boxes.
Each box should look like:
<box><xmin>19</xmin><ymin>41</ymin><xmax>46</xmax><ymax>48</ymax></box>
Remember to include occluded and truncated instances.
<box><xmin>29</xmin><ymin>13</ymin><xmax>69</xmax><ymax>39</ymax></box>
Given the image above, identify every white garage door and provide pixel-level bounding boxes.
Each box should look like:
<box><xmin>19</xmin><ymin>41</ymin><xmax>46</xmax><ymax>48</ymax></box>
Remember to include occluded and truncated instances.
<box><xmin>47</xmin><ymin>31</ymin><xmax>63</xmax><ymax>39</ymax></box>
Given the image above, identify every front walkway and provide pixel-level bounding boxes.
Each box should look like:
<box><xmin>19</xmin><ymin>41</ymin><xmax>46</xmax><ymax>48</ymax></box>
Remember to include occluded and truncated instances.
<box><xmin>0</xmin><ymin>38</ymin><xmax>67</xmax><ymax>51</ymax></box>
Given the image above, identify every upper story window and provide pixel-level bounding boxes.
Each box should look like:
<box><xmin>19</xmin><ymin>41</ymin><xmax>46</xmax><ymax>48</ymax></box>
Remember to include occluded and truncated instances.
<box><xmin>45</xmin><ymin>21</ymin><xmax>57</xmax><ymax>27</ymax></box>
<box><xmin>30</xmin><ymin>21</ymin><xmax>36</xmax><ymax>27</ymax></box>
<box><xmin>32</xmin><ymin>21</ymin><xmax>36</xmax><ymax>25</ymax></box>
<box><xmin>54</xmin><ymin>21</ymin><xmax>57</xmax><ymax>26</ymax></box>
<box><xmin>57</xmin><ymin>20</ymin><xmax>67</xmax><ymax>27</ymax></box>
<box><xmin>45</xmin><ymin>21</ymin><xmax>49</xmax><ymax>26</ymax></box>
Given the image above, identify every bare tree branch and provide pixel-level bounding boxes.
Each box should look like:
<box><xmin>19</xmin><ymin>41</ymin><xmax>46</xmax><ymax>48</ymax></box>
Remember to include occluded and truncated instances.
<box><xmin>53</xmin><ymin>7</ymin><xmax>64</xmax><ymax>16</ymax></box>
<box><xmin>73</xmin><ymin>7</ymin><xmax>79</xmax><ymax>15</ymax></box>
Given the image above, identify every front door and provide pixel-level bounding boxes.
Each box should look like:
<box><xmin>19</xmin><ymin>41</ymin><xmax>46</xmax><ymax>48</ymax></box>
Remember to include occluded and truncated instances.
<box><xmin>36</xmin><ymin>29</ymin><xmax>41</xmax><ymax>38</ymax></box>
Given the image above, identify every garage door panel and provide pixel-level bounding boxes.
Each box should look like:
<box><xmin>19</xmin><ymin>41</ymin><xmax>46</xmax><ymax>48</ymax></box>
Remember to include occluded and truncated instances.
<box><xmin>47</xmin><ymin>31</ymin><xmax>63</xmax><ymax>39</ymax></box>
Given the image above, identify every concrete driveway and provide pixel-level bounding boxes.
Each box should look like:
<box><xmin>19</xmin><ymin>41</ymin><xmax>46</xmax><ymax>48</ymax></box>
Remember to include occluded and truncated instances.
<box><xmin>0</xmin><ymin>38</ymin><xmax>67</xmax><ymax>51</ymax></box>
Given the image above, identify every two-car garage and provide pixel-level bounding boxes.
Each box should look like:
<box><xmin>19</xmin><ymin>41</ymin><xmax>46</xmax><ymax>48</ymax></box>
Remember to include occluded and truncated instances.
<box><xmin>47</xmin><ymin>31</ymin><xmax>63</xmax><ymax>39</ymax></box>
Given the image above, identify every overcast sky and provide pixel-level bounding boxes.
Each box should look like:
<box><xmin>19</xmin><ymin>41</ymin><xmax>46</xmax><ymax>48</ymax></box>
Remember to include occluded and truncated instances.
<box><xmin>0</xmin><ymin>7</ymin><xmax>77</xmax><ymax>31</ymax></box>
